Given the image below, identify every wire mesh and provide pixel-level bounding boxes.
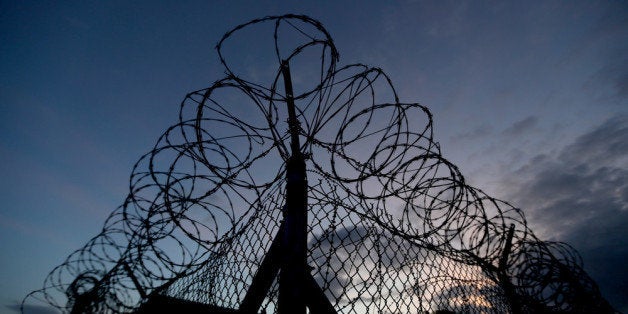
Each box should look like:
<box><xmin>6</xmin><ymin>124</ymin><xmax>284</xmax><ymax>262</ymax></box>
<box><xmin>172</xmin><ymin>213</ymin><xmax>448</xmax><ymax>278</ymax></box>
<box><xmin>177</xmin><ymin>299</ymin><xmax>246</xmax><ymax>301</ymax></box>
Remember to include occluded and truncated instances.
<box><xmin>23</xmin><ymin>14</ymin><xmax>617</xmax><ymax>314</ymax></box>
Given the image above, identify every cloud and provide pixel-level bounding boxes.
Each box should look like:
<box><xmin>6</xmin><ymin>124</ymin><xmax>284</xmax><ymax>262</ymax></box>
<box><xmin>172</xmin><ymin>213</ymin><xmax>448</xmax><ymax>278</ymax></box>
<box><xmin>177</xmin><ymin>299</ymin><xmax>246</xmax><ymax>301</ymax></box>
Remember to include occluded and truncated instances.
<box><xmin>450</xmin><ymin>123</ymin><xmax>494</xmax><ymax>144</ymax></box>
<box><xmin>505</xmin><ymin>114</ymin><xmax>628</xmax><ymax>310</ymax></box>
<box><xmin>585</xmin><ymin>3</ymin><xmax>628</xmax><ymax>101</ymax></box>
<box><xmin>580</xmin><ymin>50</ymin><xmax>628</xmax><ymax>104</ymax></box>
<box><xmin>599</xmin><ymin>59</ymin><xmax>628</xmax><ymax>100</ymax></box>
<box><xmin>501</xmin><ymin>116</ymin><xmax>538</xmax><ymax>137</ymax></box>
<box><xmin>558</xmin><ymin>114</ymin><xmax>628</xmax><ymax>166</ymax></box>
<box><xmin>309</xmin><ymin>224</ymin><xmax>423</xmax><ymax>304</ymax></box>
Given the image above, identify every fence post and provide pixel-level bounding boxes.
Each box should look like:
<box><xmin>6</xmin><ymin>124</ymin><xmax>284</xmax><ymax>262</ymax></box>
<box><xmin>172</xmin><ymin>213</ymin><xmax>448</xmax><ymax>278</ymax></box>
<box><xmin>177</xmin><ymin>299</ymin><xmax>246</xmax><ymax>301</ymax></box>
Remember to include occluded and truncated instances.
<box><xmin>498</xmin><ymin>224</ymin><xmax>521</xmax><ymax>314</ymax></box>
<box><xmin>277</xmin><ymin>60</ymin><xmax>308</xmax><ymax>314</ymax></box>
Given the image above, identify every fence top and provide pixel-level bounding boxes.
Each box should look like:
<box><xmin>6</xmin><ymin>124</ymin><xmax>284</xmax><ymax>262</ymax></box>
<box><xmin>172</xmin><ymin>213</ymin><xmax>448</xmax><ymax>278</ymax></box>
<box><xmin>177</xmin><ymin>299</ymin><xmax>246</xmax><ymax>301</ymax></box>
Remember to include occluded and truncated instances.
<box><xmin>23</xmin><ymin>14</ymin><xmax>616</xmax><ymax>314</ymax></box>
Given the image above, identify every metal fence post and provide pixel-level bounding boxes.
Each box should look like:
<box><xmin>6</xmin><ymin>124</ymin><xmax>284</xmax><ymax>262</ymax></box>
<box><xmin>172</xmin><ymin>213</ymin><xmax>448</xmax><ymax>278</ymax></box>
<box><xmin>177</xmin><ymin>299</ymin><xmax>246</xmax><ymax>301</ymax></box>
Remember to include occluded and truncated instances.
<box><xmin>277</xmin><ymin>60</ymin><xmax>308</xmax><ymax>314</ymax></box>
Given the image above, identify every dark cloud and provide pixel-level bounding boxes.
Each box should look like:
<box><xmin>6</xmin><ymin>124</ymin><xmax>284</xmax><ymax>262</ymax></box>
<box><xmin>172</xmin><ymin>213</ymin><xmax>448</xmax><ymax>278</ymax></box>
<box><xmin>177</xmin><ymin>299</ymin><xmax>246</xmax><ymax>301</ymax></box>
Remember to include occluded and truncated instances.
<box><xmin>588</xmin><ymin>3</ymin><xmax>628</xmax><ymax>101</ymax></box>
<box><xmin>559</xmin><ymin>114</ymin><xmax>628</xmax><ymax>166</ymax></box>
<box><xmin>610</xmin><ymin>63</ymin><xmax>628</xmax><ymax>99</ymax></box>
<box><xmin>583</xmin><ymin>53</ymin><xmax>628</xmax><ymax>102</ymax></box>
<box><xmin>450</xmin><ymin>123</ymin><xmax>494</xmax><ymax>144</ymax></box>
<box><xmin>309</xmin><ymin>224</ymin><xmax>421</xmax><ymax>301</ymax></box>
<box><xmin>501</xmin><ymin>116</ymin><xmax>538</xmax><ymax>137</ymax></box>
<box><xmin>506</xmin><ymin>114</ymin><xmax>628</xmax><ymax>311</ymax></box>
<box><xmin>309</xmin><ymin>225</ymin><xmax>372</xmax><ymax>298</ymax></box>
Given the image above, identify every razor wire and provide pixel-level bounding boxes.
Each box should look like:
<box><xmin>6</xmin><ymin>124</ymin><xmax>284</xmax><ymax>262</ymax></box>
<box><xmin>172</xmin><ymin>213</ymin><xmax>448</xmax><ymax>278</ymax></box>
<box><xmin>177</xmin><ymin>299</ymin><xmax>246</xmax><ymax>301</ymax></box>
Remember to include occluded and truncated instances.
<box><xmin>23</xmin><ymin>14</ymin><xmax>616</xmax><ymax>314</ymax></box>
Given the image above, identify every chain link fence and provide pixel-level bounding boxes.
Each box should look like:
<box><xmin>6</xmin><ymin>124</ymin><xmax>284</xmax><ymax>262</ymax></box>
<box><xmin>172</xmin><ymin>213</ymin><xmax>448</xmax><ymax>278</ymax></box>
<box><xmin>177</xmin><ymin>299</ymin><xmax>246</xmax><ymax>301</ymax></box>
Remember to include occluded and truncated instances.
<box><xmin>23</xmin><ymin>15</ymin><xmax>617</xmax><ymax>314</ymax></box>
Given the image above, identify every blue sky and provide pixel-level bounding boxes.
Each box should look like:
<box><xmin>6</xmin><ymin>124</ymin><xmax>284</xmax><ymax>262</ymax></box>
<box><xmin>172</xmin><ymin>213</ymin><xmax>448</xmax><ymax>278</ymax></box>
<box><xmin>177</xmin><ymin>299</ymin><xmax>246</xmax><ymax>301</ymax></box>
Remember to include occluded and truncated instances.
<box><xmin>1</xmin><ymin>1</ymin><xmax>627</xmax><ymax>313</ymax></box>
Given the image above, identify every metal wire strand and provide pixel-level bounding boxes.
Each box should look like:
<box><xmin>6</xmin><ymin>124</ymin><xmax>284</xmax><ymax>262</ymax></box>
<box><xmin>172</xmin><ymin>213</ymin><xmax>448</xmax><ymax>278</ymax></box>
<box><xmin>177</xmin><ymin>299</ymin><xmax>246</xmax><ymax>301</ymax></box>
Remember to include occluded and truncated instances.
<box><xmin>23</xmin><ymin>14</ymin><xmax>616</xmax><ymax>314</ymax></box>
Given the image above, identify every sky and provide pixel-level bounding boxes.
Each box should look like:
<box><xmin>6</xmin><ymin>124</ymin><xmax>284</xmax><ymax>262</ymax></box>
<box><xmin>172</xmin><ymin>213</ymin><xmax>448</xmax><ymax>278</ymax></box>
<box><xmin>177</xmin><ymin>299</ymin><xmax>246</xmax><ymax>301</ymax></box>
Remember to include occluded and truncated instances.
<box><xmin>1</xmin><ymin>1</ymin><xmax>627</xmax><ymax>313</ymax></box>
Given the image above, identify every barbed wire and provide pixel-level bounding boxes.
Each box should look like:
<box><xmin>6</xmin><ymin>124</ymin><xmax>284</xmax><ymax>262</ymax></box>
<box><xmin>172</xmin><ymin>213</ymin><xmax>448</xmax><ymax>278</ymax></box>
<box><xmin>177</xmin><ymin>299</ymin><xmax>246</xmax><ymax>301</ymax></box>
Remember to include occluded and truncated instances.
<box><xmin>23</xmin><ymin>14</ymin><xmax>616</xmax><ymax>314</ymax></box>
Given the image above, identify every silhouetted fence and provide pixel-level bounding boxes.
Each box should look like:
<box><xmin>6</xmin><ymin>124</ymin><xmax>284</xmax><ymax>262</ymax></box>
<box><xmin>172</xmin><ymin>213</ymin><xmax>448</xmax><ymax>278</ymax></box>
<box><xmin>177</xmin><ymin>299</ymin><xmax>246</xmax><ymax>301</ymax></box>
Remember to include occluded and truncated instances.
<box><xmin>24</xmin><ymin>15</ymin><xmax>616</xmax><ymax>314</ymax></box>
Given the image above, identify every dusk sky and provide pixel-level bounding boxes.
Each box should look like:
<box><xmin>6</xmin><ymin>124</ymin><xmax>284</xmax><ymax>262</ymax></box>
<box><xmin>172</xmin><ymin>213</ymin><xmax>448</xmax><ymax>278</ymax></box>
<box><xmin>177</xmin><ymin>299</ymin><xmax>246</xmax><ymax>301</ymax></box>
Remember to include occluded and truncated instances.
<box><xmin>1</xmin><ymin>1</ymin><xmax>627</xmax><ymax>313</ymax></box>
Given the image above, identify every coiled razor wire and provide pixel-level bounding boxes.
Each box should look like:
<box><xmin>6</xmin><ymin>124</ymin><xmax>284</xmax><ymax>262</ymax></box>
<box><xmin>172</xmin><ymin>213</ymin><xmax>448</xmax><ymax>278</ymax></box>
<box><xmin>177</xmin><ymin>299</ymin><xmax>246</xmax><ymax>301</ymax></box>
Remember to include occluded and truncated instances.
<box><xmin>23</xmin><ymin>14</ymin><xmax>617</xmax><ymax>314</ymax></box>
